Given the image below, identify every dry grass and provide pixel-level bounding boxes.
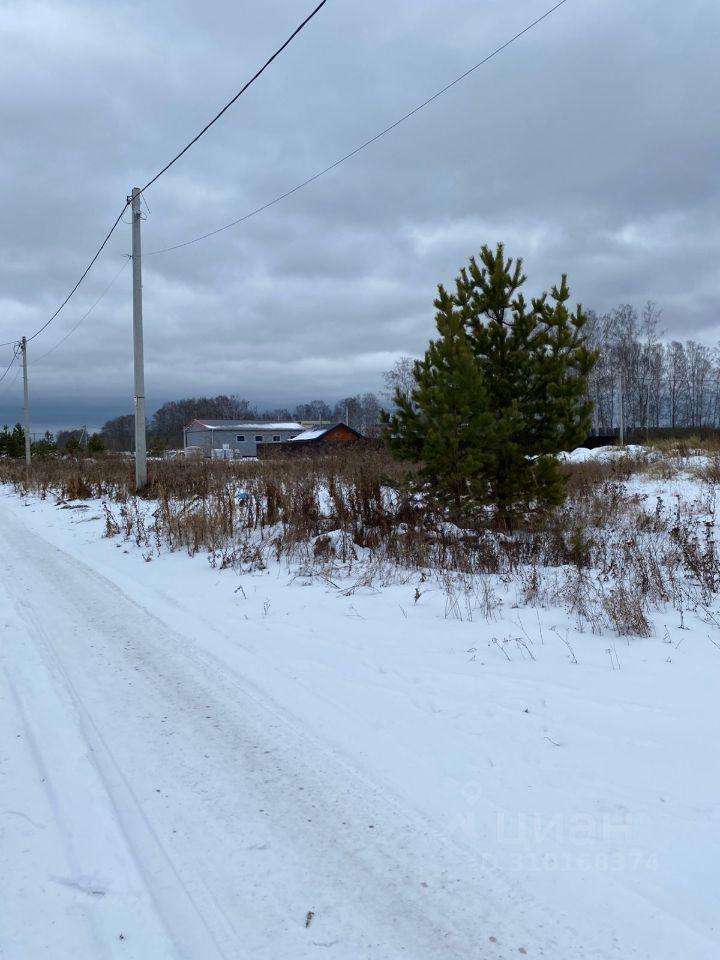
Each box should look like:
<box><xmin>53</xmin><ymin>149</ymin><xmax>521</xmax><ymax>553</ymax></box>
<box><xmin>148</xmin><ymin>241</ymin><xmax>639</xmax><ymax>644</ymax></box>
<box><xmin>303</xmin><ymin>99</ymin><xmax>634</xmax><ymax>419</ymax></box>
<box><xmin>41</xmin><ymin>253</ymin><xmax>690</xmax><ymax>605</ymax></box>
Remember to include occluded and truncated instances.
<box><xmin>1</xmin><ymin>446</ymin><xmax>718</xmax><ymax>637</ymax></box>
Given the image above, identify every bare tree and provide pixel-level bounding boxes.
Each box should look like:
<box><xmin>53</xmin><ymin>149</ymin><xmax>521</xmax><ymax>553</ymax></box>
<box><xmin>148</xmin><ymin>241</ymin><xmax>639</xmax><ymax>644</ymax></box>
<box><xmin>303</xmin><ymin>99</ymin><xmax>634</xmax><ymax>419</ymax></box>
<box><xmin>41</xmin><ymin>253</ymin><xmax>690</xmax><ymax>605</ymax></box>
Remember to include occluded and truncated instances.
<box><xmin>150</xmin><ymin>396</ymin><xmax>258</xmax><ymax>448</ymax></box>
<box><xmin>383</xmin><ymin>356</ymin><xmax>417</xmax><ymax>405</ymax></box>
<box><xmin>294</xmin><ymin>400</ymin><xmax>333</xmax><ymax>423</ymax></box>
<box><xmin>100</xmin><ymin>414</ymin><xmax>136</xmax><ymax>452</ymax></box>
<box><xmin>664</xmin><ymin>341</ymin><xmax>688</xmax><ymax>428</ymax></box>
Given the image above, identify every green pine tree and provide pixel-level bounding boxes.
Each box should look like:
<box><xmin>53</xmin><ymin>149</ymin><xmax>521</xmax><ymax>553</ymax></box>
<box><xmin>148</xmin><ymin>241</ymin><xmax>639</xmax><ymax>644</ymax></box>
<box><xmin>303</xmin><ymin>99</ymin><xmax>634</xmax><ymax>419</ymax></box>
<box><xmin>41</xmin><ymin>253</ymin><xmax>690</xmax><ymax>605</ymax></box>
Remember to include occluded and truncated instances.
<box><xmin>32</xmin><ymin>431</ymin><xmax>57</xmax><ymax>458</ymax></box>
<box><xmin>383</xmin><ymin>243</ymin><xmax>597</xmax><ymax>524</ymax></box>
<box><xmin>383</xmin><ymin>285</ymin><xmax>495</xmax><ymax>516</ymax></box>
<box><xmin>1</xmin><ymin>423</ymin><xmax>26</xmax><ymax>459</ymax></box>
<box><xmin>87</xmin><ymin>433</ymin><xmax>106</xmax><ymax>454</ymax></box>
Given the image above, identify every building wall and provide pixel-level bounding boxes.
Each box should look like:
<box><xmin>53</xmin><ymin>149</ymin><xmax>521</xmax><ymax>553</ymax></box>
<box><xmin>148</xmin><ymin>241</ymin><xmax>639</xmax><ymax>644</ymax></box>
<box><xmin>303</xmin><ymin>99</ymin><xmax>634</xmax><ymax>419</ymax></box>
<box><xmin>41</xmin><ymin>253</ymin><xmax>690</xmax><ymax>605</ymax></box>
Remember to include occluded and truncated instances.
<box><xmin>320</xmin><ymin>425</ymin><xmax>359</xmax><ymax>442</ymax></box>
<box><xmin>261</xmin><ymin>430</ymin><xmax>375</xmax><ymax>460</ymax></box>
<box><xmin>184</xmin><ymin>428</ymin><xmax>214</xmax><ymax>455</ymax></box>
<box><xmin>184</xmin><ymin>426</ymin><xmax>300</xmax><ymax>458</ymax></box>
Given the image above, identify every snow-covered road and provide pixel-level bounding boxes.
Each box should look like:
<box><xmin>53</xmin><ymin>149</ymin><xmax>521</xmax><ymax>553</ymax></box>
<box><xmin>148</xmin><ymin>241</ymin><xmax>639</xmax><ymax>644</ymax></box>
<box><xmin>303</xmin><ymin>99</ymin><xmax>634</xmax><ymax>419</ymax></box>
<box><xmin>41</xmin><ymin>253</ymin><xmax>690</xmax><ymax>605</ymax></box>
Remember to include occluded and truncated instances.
<box><xmin>0</xmin><ymin>502</ymin><xmax>608</xmax><ymax>960</ymax></box>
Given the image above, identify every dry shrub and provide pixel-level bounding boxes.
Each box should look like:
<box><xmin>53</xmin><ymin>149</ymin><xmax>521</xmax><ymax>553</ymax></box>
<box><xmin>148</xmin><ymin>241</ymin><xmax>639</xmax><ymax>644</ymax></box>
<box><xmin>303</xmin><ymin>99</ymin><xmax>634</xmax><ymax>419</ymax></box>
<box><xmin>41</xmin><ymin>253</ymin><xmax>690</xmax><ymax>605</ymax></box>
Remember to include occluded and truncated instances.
<box><xmin>2</xmin><ymin>445</ymin><xmax>719</xmax><ymax>638</ymax></box>
<box><xmin>692</xmin><ymin>452</ymin><xmax>720</xmax><ymax>484</ymax></box>
<box><xmin>602</xmin><ymin>584</ymin><xmax>652</xmax><ymax>638</ymax></box>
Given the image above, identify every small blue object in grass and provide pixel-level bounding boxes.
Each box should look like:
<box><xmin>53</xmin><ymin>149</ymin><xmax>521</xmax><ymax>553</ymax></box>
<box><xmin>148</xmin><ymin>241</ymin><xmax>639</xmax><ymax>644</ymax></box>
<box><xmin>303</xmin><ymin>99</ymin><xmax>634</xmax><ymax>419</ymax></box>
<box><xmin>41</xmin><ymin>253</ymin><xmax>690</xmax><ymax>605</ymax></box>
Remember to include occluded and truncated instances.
<box><xmin>236</xmin><ymin>490</ymin><xmax>249</xmax><ymax>503</ymax></box>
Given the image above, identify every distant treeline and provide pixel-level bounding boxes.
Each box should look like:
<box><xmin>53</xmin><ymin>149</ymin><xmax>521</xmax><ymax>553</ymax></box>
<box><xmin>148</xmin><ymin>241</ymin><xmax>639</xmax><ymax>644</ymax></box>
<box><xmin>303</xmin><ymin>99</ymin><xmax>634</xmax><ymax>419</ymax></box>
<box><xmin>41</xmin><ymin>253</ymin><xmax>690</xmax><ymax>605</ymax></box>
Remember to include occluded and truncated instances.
<box><xmin>0</xmin><ymin>424</ymin><xmax>104</xmax><ymax>457</ymax></box>
<box><xmin>586</xmin><ymin>302</ymin><xmax>720</xmax><ymax>433</ymax></box>
<box><xmin>17</xmin><ymin>300</ymin><xmax>720</xmax><ymax>456</ymax></box>
<box><xmin>97</xmin><ymin>393</ymin><xmax>386</xmax><ymax>452</ymax></box>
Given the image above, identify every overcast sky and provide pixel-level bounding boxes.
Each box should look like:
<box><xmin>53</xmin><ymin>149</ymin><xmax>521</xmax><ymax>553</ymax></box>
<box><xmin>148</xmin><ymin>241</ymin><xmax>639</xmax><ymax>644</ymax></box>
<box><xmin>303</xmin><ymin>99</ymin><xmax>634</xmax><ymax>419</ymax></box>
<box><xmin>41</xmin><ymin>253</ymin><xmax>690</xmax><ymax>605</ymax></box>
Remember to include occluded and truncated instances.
<box><xmin>1</xmin><ymin>0</ymin><xmax>718</xmax><ymax>432</ymax></box>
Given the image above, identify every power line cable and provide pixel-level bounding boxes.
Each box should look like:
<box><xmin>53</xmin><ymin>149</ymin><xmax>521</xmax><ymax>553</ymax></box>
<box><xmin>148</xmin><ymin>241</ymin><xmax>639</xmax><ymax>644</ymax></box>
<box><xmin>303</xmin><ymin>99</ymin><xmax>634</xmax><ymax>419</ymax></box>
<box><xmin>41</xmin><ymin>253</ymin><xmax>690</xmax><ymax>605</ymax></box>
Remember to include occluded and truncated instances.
<box><xmin>145</xmin><ymin>0</ymin><xmax>570</xmax><ymax>258</ymax></box>
<box><xmin>0</xmin><ymin>363</ymin><xmax>22</xmax><ymax>397</ymax></box>
<box><xmin>25</xmin><ymin>202</ymin><xmax>129</xmax><ymax>344</ymax></box>
<box><xmin>33</xmin><ymin>257</ymin><xmax>131</xmax><ymax>363</ymax></box>
<box><xmin>0</xmin><ymin>345</ymin><xmax>20</xmax><ymax>386</ymax></box>
<box><xmin>13</xmin><ymin>0</ymin><xmax>329</xmax><ymax>349</ymax></box>
<box><xmin>138</xmin><ymin>0</ymin><xmax>330</xmax><ymax>196</ymax></box>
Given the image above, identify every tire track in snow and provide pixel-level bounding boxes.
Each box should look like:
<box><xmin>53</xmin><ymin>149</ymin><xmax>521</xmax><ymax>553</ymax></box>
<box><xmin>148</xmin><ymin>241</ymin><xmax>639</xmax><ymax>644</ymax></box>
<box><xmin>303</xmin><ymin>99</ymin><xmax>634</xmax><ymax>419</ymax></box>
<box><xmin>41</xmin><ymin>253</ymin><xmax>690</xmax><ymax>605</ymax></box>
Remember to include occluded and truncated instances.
<box><xmin>1</xmin><ymin>531</ymin><xmax>239</xmax><ymax>960</ymax></box>
<box><xmin>0</xmin><ymin>504</ymin><xmax>617</xmax><ymax>959</ymax></box>
<box><xmin>1</xmin><ymin>656</ymin><xmax>109</xmax><ymax>959</ymax></box>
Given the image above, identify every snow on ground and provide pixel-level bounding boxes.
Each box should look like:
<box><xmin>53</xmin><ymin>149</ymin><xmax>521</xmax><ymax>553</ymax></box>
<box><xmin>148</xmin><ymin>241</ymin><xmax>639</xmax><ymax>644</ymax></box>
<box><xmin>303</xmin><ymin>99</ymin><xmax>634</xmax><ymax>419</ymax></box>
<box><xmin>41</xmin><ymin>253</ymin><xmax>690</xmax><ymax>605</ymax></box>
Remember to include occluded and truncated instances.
<box><xmin>559</xmin><ymin>444</ymin><xmax>653</xmax><ymax>463</ymax></box>
<box><xmin>1</xmin><ymin>479</ymin><xmax>719</xmax><ymax>959</ymax></box>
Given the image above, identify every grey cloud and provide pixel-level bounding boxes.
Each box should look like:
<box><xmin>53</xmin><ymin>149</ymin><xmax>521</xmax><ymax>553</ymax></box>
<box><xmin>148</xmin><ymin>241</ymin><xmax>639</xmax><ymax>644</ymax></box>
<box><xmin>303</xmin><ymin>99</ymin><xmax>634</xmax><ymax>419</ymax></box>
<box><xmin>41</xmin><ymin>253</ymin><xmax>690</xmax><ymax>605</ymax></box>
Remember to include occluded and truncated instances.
<box><xmin>1</xmin><ymin>0</ymin><xmax>719</xmax><ymax>432</ymax></box>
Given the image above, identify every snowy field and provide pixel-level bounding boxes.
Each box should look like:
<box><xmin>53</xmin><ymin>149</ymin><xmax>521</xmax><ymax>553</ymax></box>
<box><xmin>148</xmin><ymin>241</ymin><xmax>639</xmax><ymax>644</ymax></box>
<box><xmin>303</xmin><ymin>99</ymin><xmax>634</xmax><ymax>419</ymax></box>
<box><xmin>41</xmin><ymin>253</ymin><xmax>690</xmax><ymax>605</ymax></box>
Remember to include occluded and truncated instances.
<box><xmin>1</xmin><ymin>458</ymin><xmax>719</xmax><ymax>959</ymax></box>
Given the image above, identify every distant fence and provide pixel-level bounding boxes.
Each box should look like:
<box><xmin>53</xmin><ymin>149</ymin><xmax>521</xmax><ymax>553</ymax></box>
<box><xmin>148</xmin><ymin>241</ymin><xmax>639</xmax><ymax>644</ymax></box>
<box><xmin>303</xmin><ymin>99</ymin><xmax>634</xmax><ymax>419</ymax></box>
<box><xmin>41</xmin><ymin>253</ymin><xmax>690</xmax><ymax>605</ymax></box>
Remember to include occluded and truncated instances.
<box><xmin>583</xmin><ymin>434</ymin><xmax>617</xmax><ymax>449</ymax></box>
<box><xmin>259</xmin><ymin>438</ymin><xmax>383</xmax><ymax>460</ymax></box>
<box><xmin>587</xmin><ymin>426</ymin><xmax>720</xmax><ymax>446</ymax></box>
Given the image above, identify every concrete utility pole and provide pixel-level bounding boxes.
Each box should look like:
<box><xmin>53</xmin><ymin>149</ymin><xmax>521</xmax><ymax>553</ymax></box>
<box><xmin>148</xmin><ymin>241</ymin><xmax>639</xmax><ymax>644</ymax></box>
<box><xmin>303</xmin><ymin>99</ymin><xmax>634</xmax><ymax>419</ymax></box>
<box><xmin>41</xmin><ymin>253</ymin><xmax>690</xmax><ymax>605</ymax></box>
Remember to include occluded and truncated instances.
<box><xmin>21</xmin><ymin>337</ymin><xmax>30</xmax><ymax>466</ymax></box>
<box><xmin>130</xmin><ymin>187</ymin><xmax>148</xmax><ymax>489</ymax></box>
<box><xmin>618</xmin><ymin>371</ymin><xmax>625</xmax><ymax>447</ymax></box>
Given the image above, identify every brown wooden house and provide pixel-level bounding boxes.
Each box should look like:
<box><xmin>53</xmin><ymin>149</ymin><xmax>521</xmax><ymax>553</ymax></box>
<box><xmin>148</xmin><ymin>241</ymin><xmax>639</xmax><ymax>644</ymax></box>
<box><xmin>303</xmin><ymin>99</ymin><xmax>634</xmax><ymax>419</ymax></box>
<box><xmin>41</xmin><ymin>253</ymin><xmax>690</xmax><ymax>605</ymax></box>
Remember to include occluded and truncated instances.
<box><xmin>259</xmin><ymin>422</ymin><xmax>365</xmax><ymax>458</ymax></box>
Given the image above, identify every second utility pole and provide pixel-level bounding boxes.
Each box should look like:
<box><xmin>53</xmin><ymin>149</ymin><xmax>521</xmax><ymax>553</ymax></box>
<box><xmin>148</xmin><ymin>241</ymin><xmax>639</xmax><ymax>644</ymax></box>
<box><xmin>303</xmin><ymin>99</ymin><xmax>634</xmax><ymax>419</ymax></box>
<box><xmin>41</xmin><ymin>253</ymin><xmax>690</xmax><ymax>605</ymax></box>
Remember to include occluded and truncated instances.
<box><xmin>130</xmin><ymin>187</ymin><xmax>147</xmax><ymax>489</ymax></box>
<box><xmin>21</xmin><ymin>337</ymin><xmax>30</xmax><ymax>466</ymax></box>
